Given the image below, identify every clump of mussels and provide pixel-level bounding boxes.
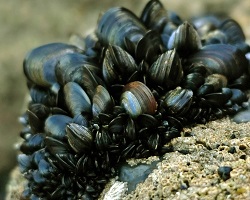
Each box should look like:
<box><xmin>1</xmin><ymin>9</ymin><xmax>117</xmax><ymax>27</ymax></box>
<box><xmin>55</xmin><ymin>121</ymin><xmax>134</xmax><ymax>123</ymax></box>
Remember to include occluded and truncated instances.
<box><xmin>18</xmin><ymin>0</ymin><xmax>250</xmax><ymax>199</ymax></box>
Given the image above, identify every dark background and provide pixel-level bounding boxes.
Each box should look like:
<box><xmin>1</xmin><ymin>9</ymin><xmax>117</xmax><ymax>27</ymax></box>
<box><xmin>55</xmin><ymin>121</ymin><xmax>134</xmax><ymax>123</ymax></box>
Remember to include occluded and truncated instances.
<box><xmin>1</xmin><ymin>0</ymin><xmax>249</xmax><ymax>198</ymax></box>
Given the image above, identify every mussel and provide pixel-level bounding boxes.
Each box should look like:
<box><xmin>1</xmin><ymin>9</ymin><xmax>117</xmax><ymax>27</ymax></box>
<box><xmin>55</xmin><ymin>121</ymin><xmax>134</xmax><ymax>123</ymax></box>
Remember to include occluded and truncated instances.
<box><xmin>161</xmin><ymin>87</ymin><xmax>193</xmax><ymax>116</ymax></box>
<box><xmin>140</xmin><ymin>0</ymin><xmax>168</xmax><ymax>32</ymax></box>
<box><xmin>24</xmin><ymin>43</ymin><xmax>82</xmax><ymax>93</ymax></box>
<box><xmin>92</xmin><ymin>85</ymin><xmax>114</xmax><ymax>118</ymax></box>
<box><xmin>188</xmin><ymin>44</ymin><xmax>249</xmax><ymax>81</ymax></box>
<box><xmin>148</xmin><ymin>49</ymin><xmax>183</xmax><ymax>89</ymax></box>
<box><xmin>96</xmin><ymin>7</ymin><xmax>163</xmax><ymax>63</ymax></box>
<box><xmin>102</xmin><ymin>45</ymin><xmax>138</xmax><ymax>85</ymax></box>
<box><xmin>63</xmin><ymin>82</ymin><xmax>91</xmax><ymax>117</ymax></box>
<box><xmin>168</xmin><ymin>21</ymin><xmax>202</xmax><ymax>56</ymax></box>
<box><xmin>120</xmin><ymin>81</ymin><xmax>157</xmax><ymax>118</ymax></box>
<box><xmin>66</xmin><ymin>123</ymin><xmax>93</xmax><ymax>153</ymax></box>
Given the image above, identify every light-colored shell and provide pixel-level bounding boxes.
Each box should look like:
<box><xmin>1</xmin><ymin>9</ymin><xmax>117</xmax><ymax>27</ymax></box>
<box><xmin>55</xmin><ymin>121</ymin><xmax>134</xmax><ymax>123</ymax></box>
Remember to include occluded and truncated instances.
<box><xmin>64</xmin><ymin>82</ymin><xmax>91</xmax><ymax>116</ymax></box>
<box><xmin>121</xmin><ymin>81</ymin><xmax>157</xmax><ymax>118</ymax></box>
<box><xmin>92</xmin><ymin>85</ymin><xmax>114</xmax><ymax>118</ymax></box>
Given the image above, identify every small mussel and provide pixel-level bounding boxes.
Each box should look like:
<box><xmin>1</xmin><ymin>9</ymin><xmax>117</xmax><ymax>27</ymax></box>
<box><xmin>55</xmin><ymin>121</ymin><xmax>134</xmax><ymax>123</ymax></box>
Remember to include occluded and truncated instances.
<box><xmin>168</xmin><ymin>21</ymin><xmax>202</xmax><ymax>56</ymax></box>
<box><xmin>66</xmin><ymin>123</ymin><xmax>93</xmax><ymax>153</ymax></box>
<box><xmin>140</xmin><ymin>0</ymin><xmax>168</xmax><ymax>32</ymax></box>
<box><xmin>148</xmin><ymin>49</ymin><xmax>183</xmax><ymax>89</ymax></box>
<box><xmin>102</xmin><ymin>45</ymin><xmax>138</xmax><ymax>85</ymax></box>
<box><xmin>45</xmin><ymin>114</ymin><xmax>73</xmax><ymax>139</ymax></box>
<box><xmin>96</xmin><ymin>7</ymin><xmax>147</xmax><ymax>52</ymax></box>
<box><xmin>120</xmin><ymin>81</ymin><xmax>157</xmax><ymax>118</ymax></box>
<box><xmin>92</xmin><ymin>85</ymin><xmax>114</xmax><ymax>118</ymax></box>
<box><xmin>63</xmin><ymin>82</ymin><xmax>92</xmax><ymax>117</ymax></box>
<box><xmin>161</xmin><ymin>87</ymin><xmax>193</xmax><ymax>116</ymax></box>
<box><xmin>197</xmin><ymin>74</ymin><xmax>228</xmax><ymax>96</ymax></box>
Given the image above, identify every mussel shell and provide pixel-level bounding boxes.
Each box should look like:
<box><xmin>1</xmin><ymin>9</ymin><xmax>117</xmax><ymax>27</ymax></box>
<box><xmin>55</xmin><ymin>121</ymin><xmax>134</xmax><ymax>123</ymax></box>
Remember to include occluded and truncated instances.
<box><xmin>92</xmin><ymin>85</ymin><xmax>114</xmax><ymax>118</ymax></box>
<box><xmin>55</xmin><ymin>52</ymin><xmax>100</xmax><ymax>85</ymax></box>
<box><xmin>230</xmin><ymin>89</ymin><xmax>248</xmax><ymax>104</ymax></box>
<box><xmin>66</xmin><ymin>123</ymin><xmax>93</xmax><ymax>153</ymax></box>
<box><xmin>181</xmin><ymin>72</ymin><xmax>205</xmax><ymax>91</ymax></box>
<box><xmin>162</xmin><ymin>87</ymin><xmax>193</xmax><ymax>116</ymax></box>
<box><xmin>192</xmin><ymin>15</ymin><xmax>221</xmax><ymax>37</ymax></box>
<box><xmin>135</xmin><ymin>30</ymin><xmax>164</xmax><ymax>64</ymax></box>
<box><xmin>188</xmin><ymin>44</ymin><xmax>248</xmax><ymax>81</ymax></box>
<box><xmin>96</xmin><ymin>7</ymin><xmax>147</xmax><ymax>53</ymax></box>
<box><xmin>23</xmin><ymin>43</ymin><xmax>82</xmax><ymax>87</ymax></box>
<box><xmin>148</xmin><ymin>49</ymin><xmax>183</xmax><ymax>88</ymax></box>
<box><xmin>20</xmin><ymin>133</ymin><xmax>44</xmax><ymax>154</ymax></box>
<box><xmin>197</xmin><ymin>74</ymin><xmax>228</xmax><ymax>96</ymax></box>
<box><xmin>18</xmin><ymin>154</ymin><xmax>33</xmax><ymax>173</ymax></box>
<box><xmin>29</xmin><ymin>85</ymin><xmax>57</xmax><ymax>106</ymax></box>
<box><xmin>102</xmin><ymin>45</ymin><xmax>138</xmax><ymax>85</ymax></box>
<box><xmin>120</xmin><ymin>81</ymin><xmax>157</xmax><ymax>118</ymax></box>
<box><xmin>201</xmin><ymin>92</ymin><xmax>230</xmax><ymax>107</ymax></box>
<box><xmin>168</xmin><ymin>21</ymin><xmax>202</xmax><ymax>56</ymax></box>
<box><xmin>64</xmin><ymin>82</ymin><xmax>91</xmax><ymax>116</ymax></box>
<box><xmin>95</xmin><ymin>128</ymin><xmax>112</xmax><ymax>151</ymax></box>
<box><xmin>140</xmin><ymin>0</ymin><xmax>168</xmax><ymax>31</ymax></box>
<box><xmin>45</xmin><ymin>115</ymin><xmax>73</xmax><ymax>139</ymax></box>
<box><xmin>219</xmin><ymin>19</ymin><xmax>249</xmax><ymax>53</ymax></box>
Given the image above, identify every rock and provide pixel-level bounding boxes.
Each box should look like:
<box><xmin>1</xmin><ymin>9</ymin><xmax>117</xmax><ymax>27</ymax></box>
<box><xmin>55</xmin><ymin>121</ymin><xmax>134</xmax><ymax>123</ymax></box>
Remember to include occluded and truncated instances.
<box><xmin>218</xmin><ymin>166</ymin><xmax>232</xmax><ymax>181</ymax></box>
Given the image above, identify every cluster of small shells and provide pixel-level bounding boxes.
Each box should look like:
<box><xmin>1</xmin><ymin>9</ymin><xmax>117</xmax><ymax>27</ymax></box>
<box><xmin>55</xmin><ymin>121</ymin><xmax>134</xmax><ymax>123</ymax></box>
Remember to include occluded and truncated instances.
<box><xmin>18</xmin><ymin>0</ymin><xmax>250</xmax><ymax>199</ymax></box>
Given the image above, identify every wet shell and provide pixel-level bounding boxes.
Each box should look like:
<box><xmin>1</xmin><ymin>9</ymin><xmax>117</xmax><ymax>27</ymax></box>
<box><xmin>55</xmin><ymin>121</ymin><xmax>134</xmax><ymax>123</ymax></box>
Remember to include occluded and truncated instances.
<box><xmin>162</xmin><ymin>87</ymin><xmax>193</xmax><ymax>116</ymax></box>
<box><xmin>23</xmin><ymin>43</ymin><xmax>82</xmax><ymax>89</ymax></box>
<box><xmin>45</xmin><ymin>115</ymin><xmax>73</xmax><ymax>139</ymax></box>
<box><xmin>188</xmin><ymin>44</ymin><xmax>248</xmax><ymax>81</ymax></box>
<box><xmin>197</xmin><ymin>74</ymin><xmax>228</xmax><ymax>96</ymax></box>
<box><xmin>168</xmin><ymin>21</ymin><xmax>202</xmax><ymax>56</ymax></box>
<box><xmin>64</xmin><ymin>82</ymin><xmax>91</xmax><ymax>116</ymax></box>
<box><xmin>92</xmin><ymin>85</ymin><xmax>114</xmax><ymax>118</ymax></box>
<box><xmin>96</xmin><ymin>7</ymin><xmax>147</xmax><ymax>52</ymax></box>
<box><xmin>102</xmin><ymin>45</ymin><xmax>138</xmax><ymax>85</ymax></box>
<box><xmin>66</xmin><ymin>123</ymin><xmax>93</xmax><ymax>153</ymax></box>
<box><xmin>120</xmin><ymin>81</ymin><xmax>157</xmax><ymax>118</ymax></box>
<box><xmin>55</xmin><ymin>52</ymin><xmax>100</xmax><ymax>85</ymax></box>
<box><xmin>140</xmin><ymin>0</ymin><xmax>168</xmax><ymax>31</ymax></box>
<box><xmin>148</xmin><ymin>49</ymin><xmax>183</xmax><ymax>88</ymax></box>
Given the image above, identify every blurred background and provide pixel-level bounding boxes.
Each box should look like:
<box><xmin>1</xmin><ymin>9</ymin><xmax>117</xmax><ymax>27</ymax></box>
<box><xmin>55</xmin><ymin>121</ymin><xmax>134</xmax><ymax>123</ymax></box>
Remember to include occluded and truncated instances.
<box><xmin>1</xmin><ymin>0</ymin><xmax>249</xmax><ymax>198</ymax></box>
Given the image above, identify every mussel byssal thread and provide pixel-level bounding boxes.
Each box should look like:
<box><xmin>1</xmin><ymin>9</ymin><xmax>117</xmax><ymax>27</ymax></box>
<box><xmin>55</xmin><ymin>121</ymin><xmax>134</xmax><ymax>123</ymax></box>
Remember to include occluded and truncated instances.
<box><xmin>18</xmin><ymin>0</ymin><xmax>250</xmax><ymax>199</ymax></box>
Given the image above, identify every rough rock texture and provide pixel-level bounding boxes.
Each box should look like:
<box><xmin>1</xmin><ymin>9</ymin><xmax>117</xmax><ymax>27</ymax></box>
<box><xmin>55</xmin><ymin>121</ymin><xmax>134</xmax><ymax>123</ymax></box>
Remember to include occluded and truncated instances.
<box><xmin>122</xmin><ymin>118</ymin><xmax>250</xmax><ymax>200</ymax></box>
<box><xmin>7</xmin><ymin>118</ymin><xmax>250</xmax><ymax>199</ymax></box>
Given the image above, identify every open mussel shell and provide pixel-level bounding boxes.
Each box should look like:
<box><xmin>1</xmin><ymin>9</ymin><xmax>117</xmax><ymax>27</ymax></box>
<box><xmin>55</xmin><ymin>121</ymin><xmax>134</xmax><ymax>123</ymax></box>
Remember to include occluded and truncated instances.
<box><xmin>64</xmin><ymin>82</ymin><xmax>91</xmax><ymax>117</ymax></box>
<box><xmin>23</xmin><ymin>43</ymin><xmax>82</xmax><ymax>88</ymax></box>
<box><xmin>120</xmin><ymin>81</ymin><xmax>157</xmax><ymax>118</ymax></box>
<box><xmin>168</xmin><ymin>21</ymin><xmax>202</xmax><ymax>56</ymax></box>
<box><xmin>161</xmin><ymin>87</ymin><xmax>193</xmax><ymax>116</ymax></box>
<box><xmin>148</xmin><ymin>49</ymin><xmax>183</xmax><ymax>89</ymax></box>
<box><xmin>102</xmin><ymin>45</ymin><xmax>138</xmax><ymax>85</ymax></box>
<box><xmin>66</xmin><ymin>123</ymin><xmax>93</xmax><ymax>153</ymax></box>
<box><xmin>92</xmin><ymin>85</ymin><xmax>114</xmax><ymax>118</ymax></box>
<box><xmin>188</xmin><ymin>44</ymin><xmax>249</xmax><ymax>81</ymax></box>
